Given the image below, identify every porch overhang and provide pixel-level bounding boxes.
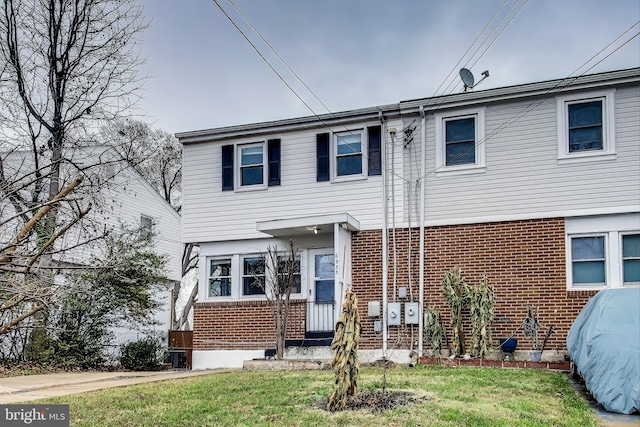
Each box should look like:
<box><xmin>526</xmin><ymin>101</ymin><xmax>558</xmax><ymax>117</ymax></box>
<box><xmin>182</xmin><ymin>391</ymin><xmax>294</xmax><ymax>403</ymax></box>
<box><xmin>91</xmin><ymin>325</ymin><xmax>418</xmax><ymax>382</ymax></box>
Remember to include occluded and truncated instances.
<box><xmin>256</xmin><ymin>213</ymin><xmax>360</xmax><ymax>237</ymax></box>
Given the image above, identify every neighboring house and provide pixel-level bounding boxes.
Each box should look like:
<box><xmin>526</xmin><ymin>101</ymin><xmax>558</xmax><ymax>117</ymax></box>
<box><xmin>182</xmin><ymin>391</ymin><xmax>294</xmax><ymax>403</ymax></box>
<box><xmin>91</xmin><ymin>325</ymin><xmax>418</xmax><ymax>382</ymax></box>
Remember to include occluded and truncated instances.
<box><xmin>0</xmin><ymin>147</ymin><xmax>182</xmax><ymax>354</ymax></box>
<box><xmin>93</xmin><ymin>157</ymin><xmax>183</xmax><ymax>354</ymax></box>
<box><xmin>177</xmin><ymin>68</ymin><xmax>640</xmax><ymax>369</ymax></box>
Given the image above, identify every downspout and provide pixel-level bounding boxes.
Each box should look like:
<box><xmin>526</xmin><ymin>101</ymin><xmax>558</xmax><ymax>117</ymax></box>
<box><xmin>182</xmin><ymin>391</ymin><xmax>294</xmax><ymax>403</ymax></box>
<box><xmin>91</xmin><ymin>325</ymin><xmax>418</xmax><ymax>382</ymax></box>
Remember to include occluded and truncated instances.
<box><xmin>418</xmin><ymin>106</ymin><xmax>426</xmax><ymax>357</ymax></box>
<box><xmin>380</xmin><ymin>110</ymin><xmax>388</xmax><ymax>354</ymax></box>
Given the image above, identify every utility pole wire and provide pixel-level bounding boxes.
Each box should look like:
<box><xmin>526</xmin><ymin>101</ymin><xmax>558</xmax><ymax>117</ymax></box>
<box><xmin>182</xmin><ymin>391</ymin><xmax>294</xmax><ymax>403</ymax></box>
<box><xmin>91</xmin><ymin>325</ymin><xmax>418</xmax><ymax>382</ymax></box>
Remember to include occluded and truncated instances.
<box><xmin>211</xmin><ymin>0</ymin><xmax>409</xmax><ymax>182</ymax></box>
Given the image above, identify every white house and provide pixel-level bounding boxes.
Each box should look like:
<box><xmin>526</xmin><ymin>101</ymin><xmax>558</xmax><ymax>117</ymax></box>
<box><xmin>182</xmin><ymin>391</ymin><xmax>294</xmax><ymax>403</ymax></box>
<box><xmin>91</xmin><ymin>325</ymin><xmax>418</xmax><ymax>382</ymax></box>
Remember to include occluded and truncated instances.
<box><xmin>177</xmin><ymin>68</ymin><xmax>640</xmax><ymax>369</ymax></box>
<box><xmin>0</xmin><ymin>147</ymin><xmax>182</xmax><ymax>355</ymax></box>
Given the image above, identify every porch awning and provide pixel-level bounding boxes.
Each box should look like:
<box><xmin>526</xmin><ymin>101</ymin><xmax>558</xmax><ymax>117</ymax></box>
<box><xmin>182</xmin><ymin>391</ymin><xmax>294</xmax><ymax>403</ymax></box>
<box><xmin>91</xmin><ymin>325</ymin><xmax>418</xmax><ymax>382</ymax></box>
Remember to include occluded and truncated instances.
<box><xmin>256</xmin><ymin>213</ymin><xmax>360</xmax><ymax>237</ymax></box>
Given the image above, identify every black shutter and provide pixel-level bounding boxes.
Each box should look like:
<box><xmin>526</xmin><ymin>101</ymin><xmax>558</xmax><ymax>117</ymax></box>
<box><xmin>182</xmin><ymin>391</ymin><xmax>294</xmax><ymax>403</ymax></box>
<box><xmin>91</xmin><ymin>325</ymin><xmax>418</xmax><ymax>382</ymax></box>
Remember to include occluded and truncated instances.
<box><xmin>221</xmin><ymin>145</ymin><xmax>234</xmax><ymax>191</ymax></box>
<box><xmin>268</xmin><ymin>139</ymin><xmax>281</xmax><ymax>186</ymax></box>
<box><xmin>368</xmin><ymin>126</ymin><xmax>381</xmax><ymax>176</ymax></box>
<box><xmin>316</xmin><ymin>133</ymin><xmax>330</xmax><ymax>182</ymax></box>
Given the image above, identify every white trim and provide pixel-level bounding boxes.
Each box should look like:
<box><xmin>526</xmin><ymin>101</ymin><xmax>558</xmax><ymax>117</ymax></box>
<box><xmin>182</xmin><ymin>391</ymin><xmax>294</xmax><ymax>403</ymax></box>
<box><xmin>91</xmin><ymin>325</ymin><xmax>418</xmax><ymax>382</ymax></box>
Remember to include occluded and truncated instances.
<box><xmin>332</xmin><ymin>128</ymin><xmax>368</xmax><ymax>181</ymax></box>
<box><xmin>556</xmin><ymin>89</ymin><xmax>616</xmax><ymax>163</ymax></box>
<box><xmin>565</xmin><ymin>214</ymin><xmax>640</xmax><ymax>290</ymax></box>
<box><xmin>621</xmin><ymin>232</ymin><xmax>640</xmax><ymax>286</ymax></box>
<box><xmin>566</xmin><ymin>233</ymin><xmax>608</xmax><ymax>290</ymax></box>
<box><xmin>435</xmin><ymin>106</ymin><xmax>486</xmax><ymax>173</ymax></box>
<box><xmin>240</xmin><ymin>254</ymin><xmax>267</xmax><ymax>299</ymax></box>
<box><xmin>206</xmin><ymin>257</ymin><xmax>233</xmax><ymax>300</ymax></box>
<box><xmin>235</xmin><ymin>141</ymin><xmax>268</xmax><ymax>191</ymax></box>
<box><xmin>421</xmin><ymin>206</ymin><xmax>640</xmax><ymax>229</ymax></box>
<box><xmin>256</xmin><ymin>213</ymin><xmax>360</xmax><ymax>237</ymax></box>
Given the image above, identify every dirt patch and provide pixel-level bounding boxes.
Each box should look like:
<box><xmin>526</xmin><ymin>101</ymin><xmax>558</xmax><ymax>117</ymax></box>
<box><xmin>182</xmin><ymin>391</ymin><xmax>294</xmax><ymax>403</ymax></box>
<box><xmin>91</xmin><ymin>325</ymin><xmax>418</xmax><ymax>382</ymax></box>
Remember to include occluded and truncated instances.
<box><xmin>317</xmin><ymin>390</ymin><xmax>427</xmax><ymax>413</ymax></box>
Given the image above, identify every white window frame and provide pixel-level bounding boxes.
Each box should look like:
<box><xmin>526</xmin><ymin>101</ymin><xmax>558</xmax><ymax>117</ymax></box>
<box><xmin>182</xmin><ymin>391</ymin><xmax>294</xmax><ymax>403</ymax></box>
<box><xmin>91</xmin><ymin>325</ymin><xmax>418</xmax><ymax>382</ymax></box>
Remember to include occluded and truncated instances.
<box><xmin>621</xmin><ymin>232</ymin><xmax>640</xmax><ymax>286</ymax></box>
<box><xmin>435</xmin><ymin>107</ymin><xmax>486</xmax><ymax>175</ymax></box>
<box><xmin>277</xmin><ymin>253</ymin><xmax>302</xmax><ymax>296</ymax></box>
<box><xmin>236</xmin><ymin>142</ymin><xmax>267</xmax><ymax>190</ymax></box>
<box><xmin>203</xmin><ymin>251</ymin><xmax>309</xmax><ymax>302</ymax></box>
<box><xmin>565</xmin><ymin>214</ymin><xmax>640</xmax><ymax>290</ymax></box>
<box><xmin>567</xmin><ymin>234</ymin><xmax>608</xmax><ymax>290</ymax></box>
<box><xmin>240</xmin><ymin>254</ymin><xmax>266</xmax><ymax>297</ymax></box>
<box><xmin>556</xmin><ymin>89</ymin><xmax>616</xmax><ymax>163</ymax></box>
<box><xmin>139</xmin><ymin>214</ymin><xmax>153</xmax><ymax>241</ymax></box>
<box><xmin>207</xmin><ymin>258</ymin><xmax>233</xmax><ymax>299</ymax></box>
<box><xmin>332</xmin><ymin>129</ymin><xmax>367</xmax><ymax>181</ymax></box>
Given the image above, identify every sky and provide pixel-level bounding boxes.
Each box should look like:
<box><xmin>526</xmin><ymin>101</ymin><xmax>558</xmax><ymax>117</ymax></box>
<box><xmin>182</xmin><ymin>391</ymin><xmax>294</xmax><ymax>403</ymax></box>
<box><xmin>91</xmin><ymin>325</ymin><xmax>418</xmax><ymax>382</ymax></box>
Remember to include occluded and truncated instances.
<box><xmin>136</xmin><ymin>0</ymin><xmax>640</xmax><ymax>135</ymax></box>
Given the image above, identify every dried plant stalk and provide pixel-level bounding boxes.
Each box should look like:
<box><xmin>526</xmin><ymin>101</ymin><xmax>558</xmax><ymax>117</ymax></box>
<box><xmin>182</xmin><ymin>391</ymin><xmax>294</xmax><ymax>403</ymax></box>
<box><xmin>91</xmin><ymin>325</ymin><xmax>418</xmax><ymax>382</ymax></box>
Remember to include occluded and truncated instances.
<box><xmin>327</xmin><ymin>289</ymin><xmax>361</xmax><ymax>411</ymax></box>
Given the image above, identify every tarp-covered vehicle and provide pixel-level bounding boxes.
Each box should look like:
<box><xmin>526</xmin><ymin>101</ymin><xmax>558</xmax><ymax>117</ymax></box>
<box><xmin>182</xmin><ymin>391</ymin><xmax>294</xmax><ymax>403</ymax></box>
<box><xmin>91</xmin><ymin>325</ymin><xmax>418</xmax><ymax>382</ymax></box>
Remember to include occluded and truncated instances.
<box><xmin>567</xmin><ymin>288</ymin><xmax>640</xmax><ymax>414</ymax></box>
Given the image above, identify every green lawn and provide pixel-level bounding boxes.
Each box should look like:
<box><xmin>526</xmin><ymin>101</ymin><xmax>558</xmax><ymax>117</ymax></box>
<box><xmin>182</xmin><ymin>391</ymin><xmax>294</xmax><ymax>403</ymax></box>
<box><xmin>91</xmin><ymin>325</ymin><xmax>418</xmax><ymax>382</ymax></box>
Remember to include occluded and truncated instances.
<box><xmin>41</xmin><ymin>365</ymin><xmax>598</xmax><ymax>426</ymax></box>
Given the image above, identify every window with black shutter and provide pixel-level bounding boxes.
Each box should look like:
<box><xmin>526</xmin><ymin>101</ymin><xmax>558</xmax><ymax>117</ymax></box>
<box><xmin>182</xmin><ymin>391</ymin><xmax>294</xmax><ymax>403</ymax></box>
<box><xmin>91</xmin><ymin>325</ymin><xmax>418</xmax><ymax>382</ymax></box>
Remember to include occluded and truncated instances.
<box><xmin>268</xmin><ymin>139</ymin><xmax>281</xmax><ymax>186</ymax></box>
<box><xmin>316</xmin><ymin>133</ymin><xmax>330</xmax><ymax>181</ymax></box>
<box><xmin>221</xmin><ymin>145</ymin><xmax>234</xmax><ymax>191</ymax></box>
<box><xmin>368</xmin><ymin>126</ymin><xmax>381</xmax><ymax>175</ymax></box>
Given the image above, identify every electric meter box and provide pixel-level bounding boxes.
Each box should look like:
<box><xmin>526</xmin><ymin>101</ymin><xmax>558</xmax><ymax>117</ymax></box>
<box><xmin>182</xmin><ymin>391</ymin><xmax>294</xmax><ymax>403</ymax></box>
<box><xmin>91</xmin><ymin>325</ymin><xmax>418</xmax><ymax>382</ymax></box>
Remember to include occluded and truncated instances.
<box><xmin>367</xmin><ymin>301</ymin><xmax>381</xmax><ymax>317</ymax></box>
<box><xmin>404</xmin><ymin>302</ymin><xmax>419</xmax><ymax>324</ymax></box>
<box><xmin>388</xmin><ymin>302</ymin><xmax>401</xmax><ymax>326</ymax></box>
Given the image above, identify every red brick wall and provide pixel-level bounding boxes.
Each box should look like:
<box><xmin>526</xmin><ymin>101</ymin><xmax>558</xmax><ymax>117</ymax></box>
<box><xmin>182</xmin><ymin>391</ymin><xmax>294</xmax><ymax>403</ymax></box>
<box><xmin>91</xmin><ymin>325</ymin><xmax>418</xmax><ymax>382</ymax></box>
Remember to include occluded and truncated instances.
<box><xmin>193</xmin><ymin>299</ymin><xmax>306</xmax><ymax>350</ymax></box>
<box><xmin>194</xmin><ymin>217</ymin><xmax>596</xmax><ymax>354</ymax></box>
<box><xmin>352</xmin><ymin>218</ymin><xmax>596</xmax><ymax>352</ymax></box>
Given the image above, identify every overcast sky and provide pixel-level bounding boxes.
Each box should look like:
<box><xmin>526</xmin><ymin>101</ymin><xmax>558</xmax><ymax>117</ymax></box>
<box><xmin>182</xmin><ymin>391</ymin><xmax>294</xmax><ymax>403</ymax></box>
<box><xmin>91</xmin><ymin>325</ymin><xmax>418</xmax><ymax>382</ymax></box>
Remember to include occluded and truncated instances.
<box><xmin>136</xmin><ymin>0</ymin><xmax>640</xmax><ymax>134</ymax></box>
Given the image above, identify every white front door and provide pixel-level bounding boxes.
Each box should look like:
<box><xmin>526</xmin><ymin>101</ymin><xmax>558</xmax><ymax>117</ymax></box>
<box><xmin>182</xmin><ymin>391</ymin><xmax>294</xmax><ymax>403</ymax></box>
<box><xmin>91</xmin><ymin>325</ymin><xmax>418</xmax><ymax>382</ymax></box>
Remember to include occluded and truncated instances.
<box><xmin>308</xmin><ymin>248</ymin><xmax>335</xmax><ymax>332</ymax></box>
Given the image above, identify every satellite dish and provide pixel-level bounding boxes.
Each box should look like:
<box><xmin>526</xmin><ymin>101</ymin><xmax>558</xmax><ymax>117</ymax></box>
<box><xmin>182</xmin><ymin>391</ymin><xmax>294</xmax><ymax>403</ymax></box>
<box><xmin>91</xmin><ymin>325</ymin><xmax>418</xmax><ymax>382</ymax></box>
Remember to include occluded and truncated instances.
<box><xmin>460</xmin><ymin>68</ymin><xmax>475</xmax><ymax>90</ymax></box>
<box><xmin>459</xmin><ymin>68</ymin><xmax>490</xmax><ymax>92</ymax></box>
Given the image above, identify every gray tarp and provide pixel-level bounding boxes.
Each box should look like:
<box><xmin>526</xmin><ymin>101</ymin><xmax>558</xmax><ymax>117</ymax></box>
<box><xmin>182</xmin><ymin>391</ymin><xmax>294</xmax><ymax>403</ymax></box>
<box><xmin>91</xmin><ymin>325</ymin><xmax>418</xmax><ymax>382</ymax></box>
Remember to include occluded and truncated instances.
<box><xmin>567</xmin><ymin>288</ymin><xmax>640</xmax><ymax>414</ymax></box>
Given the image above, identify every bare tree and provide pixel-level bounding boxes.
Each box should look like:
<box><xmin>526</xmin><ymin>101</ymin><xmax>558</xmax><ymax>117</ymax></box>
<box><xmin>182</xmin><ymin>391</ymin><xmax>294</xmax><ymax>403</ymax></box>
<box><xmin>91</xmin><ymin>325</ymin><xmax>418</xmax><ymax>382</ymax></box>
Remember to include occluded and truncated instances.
<box><xmin>0</xmin><ymin>0</ymin><xmax>148</xmax><ymax>336</ymax></box>
<box><xmin>101</xmin><ymin>119</ymin><xmax>182</xmax><ymax>212</ymax></box>
<box><xmin>99</xmin><ymin>118</ymin><xmax>198</xmax><ymax>331</ymax></box>
<box><xmin>251</xmin><ymin>241</ymin><xmax>299</xmax><ymax>359</ymax></box>
<box><xmin>0</xmin><ymin>175</ymin><xmax>88</xmax><ymax>336</ymax></box>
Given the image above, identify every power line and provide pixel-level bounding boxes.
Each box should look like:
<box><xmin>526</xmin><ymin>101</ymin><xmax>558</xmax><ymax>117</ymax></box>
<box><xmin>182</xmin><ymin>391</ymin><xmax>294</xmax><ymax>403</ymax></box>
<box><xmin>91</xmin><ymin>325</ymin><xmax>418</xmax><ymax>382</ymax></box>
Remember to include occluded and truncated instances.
<box><xmin>212</xmin><ymin>0</ymin><xmax>408</xmax><ymax>182</ymax></box>
<box><xmin>419</xmin><ymin>21</ymin><xmax>640</xmax><ymax>179</ymax></box>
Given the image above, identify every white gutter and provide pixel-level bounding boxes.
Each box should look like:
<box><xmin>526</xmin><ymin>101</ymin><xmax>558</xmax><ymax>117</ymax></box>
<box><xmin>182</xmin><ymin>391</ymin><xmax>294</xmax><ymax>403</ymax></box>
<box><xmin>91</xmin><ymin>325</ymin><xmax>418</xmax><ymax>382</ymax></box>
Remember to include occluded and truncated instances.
<box><xmin>380</xmin><ymin>112</ymin><xmax>388</xmax><ymax>354</ymax></box>
<box><xmin>418</xmin><ymin>105</ymin><xmax>426</xmax><ymax>357</ymax></box>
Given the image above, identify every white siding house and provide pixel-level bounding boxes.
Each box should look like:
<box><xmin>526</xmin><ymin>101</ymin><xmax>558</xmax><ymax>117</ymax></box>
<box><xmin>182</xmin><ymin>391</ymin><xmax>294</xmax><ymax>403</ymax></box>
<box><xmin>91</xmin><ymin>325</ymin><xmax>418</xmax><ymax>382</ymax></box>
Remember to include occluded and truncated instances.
<box><xmin>0</xmin><ymin>147</ymin><xmax>182</xmax><ymax>354</ymax></box>
<box><xmin>178</xmin><ymin>68</ymin><xmax>640</xmax><ymax>369</ymax></box>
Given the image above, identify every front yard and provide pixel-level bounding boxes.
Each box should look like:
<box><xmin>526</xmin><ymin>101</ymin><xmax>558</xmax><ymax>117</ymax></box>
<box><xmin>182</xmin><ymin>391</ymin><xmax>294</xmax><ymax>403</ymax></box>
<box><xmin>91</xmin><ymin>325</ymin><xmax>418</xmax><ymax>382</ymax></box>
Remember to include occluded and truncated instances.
<box><xmin>42</xmin><ymin>365</ymin><xmax>598</xmax><ymax>426</ymax></box>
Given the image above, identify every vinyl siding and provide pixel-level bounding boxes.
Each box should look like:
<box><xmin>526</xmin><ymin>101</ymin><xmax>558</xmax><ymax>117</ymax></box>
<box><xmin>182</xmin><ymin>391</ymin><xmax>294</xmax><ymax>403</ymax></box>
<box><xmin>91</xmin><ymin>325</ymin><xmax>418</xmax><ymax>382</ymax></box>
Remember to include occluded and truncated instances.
<box><xmin>182</xmin><ymin>75</ymin><xmax>639</xmax><ymax>241</ymax></box>
<box><xmin>182</xmin><ymin>119</ymin><xmax>404</xmax><ymax>243</ymax></box>
<box><xmin>402</xmin><ymin>84</ymin><xmax>640</xmax><ymax>225</ymax></box>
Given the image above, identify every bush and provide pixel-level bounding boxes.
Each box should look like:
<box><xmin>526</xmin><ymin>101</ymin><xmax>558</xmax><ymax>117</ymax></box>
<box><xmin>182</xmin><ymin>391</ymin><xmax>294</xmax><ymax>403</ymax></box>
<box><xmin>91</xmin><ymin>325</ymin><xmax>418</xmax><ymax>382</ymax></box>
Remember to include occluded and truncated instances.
<box><xmin>119</xmin><ymin>337</ymin><xmax>165</xmax><ymax>371</ymax></box>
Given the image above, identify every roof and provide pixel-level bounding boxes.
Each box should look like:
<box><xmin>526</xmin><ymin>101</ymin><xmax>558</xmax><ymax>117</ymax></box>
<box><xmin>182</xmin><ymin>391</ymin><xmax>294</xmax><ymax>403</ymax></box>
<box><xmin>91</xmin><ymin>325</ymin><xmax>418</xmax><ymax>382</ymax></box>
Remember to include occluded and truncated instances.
<box><xmin>177</xmin><ymin>67</ymin><xmax>640</xmax><ymax>144</ymax></box>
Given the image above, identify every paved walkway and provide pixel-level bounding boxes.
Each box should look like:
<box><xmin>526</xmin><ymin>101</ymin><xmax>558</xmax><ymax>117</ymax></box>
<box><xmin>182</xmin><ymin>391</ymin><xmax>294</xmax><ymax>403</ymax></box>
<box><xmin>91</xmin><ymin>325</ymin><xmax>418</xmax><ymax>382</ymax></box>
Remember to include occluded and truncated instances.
<box><xmin>0</xmin><ymin>369</ymin><xmax>234</xmax><ymax>403</ymax></box>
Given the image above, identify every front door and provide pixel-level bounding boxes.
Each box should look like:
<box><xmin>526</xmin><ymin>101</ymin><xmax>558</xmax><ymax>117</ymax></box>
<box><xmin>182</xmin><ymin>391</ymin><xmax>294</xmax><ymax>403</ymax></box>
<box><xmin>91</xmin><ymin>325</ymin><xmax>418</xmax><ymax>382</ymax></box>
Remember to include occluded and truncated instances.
<box><xmin>308</xmin><ymin>249</ymin><xmax>335</xmax><ymax>332</ymax></box>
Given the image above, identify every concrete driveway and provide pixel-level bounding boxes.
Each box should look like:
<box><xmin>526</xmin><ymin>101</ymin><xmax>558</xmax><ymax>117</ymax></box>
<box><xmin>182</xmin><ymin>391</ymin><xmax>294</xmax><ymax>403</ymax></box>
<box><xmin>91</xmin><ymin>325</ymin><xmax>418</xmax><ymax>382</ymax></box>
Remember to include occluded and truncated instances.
<box><xmin>0</xmin><ymin>369</ymin><xmax>234</xmax><ymax>403</ymax></box>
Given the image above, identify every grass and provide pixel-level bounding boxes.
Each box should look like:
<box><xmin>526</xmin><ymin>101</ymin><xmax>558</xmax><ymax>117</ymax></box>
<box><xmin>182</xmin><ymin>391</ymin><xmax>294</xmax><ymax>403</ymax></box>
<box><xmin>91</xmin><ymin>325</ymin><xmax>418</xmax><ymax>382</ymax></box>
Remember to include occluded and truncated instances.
<box><xmin>39</xmin><ymin>365</ymin><xmax>598</xmax><ymax>426</ymax></box>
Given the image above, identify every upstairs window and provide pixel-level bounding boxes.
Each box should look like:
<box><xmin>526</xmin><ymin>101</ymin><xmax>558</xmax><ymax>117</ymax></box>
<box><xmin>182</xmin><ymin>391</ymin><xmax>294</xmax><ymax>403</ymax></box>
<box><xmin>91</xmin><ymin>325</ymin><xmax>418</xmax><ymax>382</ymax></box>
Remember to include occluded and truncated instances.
<box><xmin>568</xmin><ymin>100</ymin><xmax>603</xmax><ymax>153</ymax></box>
<box><xmin>557</xmin><ymin>89</ymin><xmax>615</xmax><ymax>162</ymax></box>
<box><xmin>435</xmin><ymin>107</ymin><xmax>485</xmax><ymax>173</ymax></box>
<box><xmin>221</xmin><ymin>140</ymin><xmax>280</xmax><ymax>191</ymax></box>
<box><xmin>335</xmin><ymin>131</ymin><xmax>363</xmax><ymax>177</ymax></box>
<box><xmin>240</xmin><ymin>144</ymin><xmax>264</xmax><ymax>186</ymax></box>
<box><xmin>317</xmin><ymin>127</ymin><xmax>380</xmax><ymax>182</ymax></box>
<box><xmin>445</xmin><ymin>117</ymin><xmax>476</xmax><ymax>166</ymax></box>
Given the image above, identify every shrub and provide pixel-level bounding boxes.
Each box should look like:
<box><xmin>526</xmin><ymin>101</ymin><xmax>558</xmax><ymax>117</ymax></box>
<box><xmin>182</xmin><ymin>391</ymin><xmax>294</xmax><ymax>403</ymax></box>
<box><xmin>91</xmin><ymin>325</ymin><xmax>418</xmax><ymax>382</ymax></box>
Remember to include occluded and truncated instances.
<box><xmin>119</xmin><ymin>337</ymin><xmax>165</xmax><ymax>371</ymax></box>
